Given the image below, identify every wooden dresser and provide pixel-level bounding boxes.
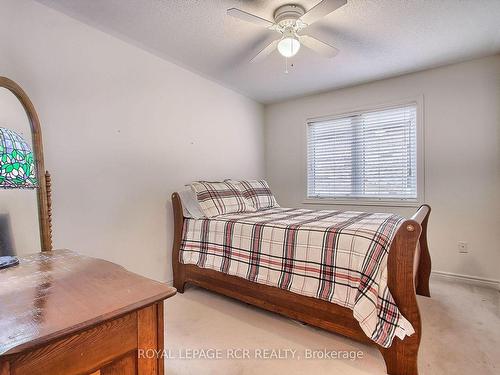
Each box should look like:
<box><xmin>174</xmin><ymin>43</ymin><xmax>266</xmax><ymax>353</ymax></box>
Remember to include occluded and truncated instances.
<box><xmin>0</xmin><ymin>250</ymin><xmax>176</xmax><ymax>375</ymax></box>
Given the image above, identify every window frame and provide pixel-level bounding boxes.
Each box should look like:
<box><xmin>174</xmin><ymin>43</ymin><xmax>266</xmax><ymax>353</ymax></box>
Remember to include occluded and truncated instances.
<box><xmin>303</xmin><ymin>97</ymin><xmax>425</xmax><ymax>208</ymax></box>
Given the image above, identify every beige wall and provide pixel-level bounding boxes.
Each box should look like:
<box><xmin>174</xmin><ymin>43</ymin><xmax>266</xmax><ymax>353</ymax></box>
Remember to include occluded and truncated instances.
<box><xmin>0</xmin><ymin>0</ymin><xmax>265</xmax><ymax>282</ymax></box>
<box><xmin>265</xmin><ymin>55</ymin><xmax>500</xmax><ymax>283</ymax></box>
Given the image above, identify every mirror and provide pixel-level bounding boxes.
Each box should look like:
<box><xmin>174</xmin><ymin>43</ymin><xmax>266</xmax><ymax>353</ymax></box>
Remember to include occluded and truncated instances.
<box><xmin>0</xmin><ymin>88</ymin><xmax>40</xmax><ymax>255</ymax></box>
<box><xmin>0</xmin><ymin>77</ymin><xmax>52</xmax><ymax>256</ymax></box>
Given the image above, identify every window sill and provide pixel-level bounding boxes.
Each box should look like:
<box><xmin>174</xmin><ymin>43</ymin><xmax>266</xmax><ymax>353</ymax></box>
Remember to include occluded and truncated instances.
<box><xmin>302</xmin><ymin>198</ymin><xmax>422</xmax><ymax>208</ymax></box>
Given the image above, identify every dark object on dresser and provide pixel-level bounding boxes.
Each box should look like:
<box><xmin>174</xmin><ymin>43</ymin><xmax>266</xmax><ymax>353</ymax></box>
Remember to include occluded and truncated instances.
<box><xmin>0</xmin><ymin>213</ymin><xmax>15</xmax><ymax>257</ymax></box>
<box><xmin>0</xmin><ymin>256</ymin><xmax>18</xmax><ymax>269</ymax></box>
<box><xmin>0</xmin><ymin>215</ymin><xmax>18</xmax><ymax>269</ymax></box>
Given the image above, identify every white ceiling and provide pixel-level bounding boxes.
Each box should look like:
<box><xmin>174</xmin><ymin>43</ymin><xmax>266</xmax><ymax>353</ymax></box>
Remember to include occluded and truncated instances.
<box><xmin>35</xmin><ymin>0</ymin><xmax>500</xmax><ymax>103</ymax></box>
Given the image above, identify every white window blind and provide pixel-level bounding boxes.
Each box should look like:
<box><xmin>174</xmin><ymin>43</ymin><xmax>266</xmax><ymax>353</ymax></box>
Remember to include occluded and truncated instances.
<box><xmin>307</xmin><ymin>104</ymin><xmax>418</xmax><ymax>201</ymax></box>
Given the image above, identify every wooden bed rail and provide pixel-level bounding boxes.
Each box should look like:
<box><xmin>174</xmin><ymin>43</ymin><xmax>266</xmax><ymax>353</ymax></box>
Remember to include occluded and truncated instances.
<box><xmin>171</xmin><ymin>193</ymin><xmax>431</xmax><ymax>375</ymax></box>
<box><xmin>411</xmin><ymin>205</ymin><xmax>432</xmax><ymax>297</ymax></box>
<box><xmin>172</xmin><ymin>192</ymin><xmax>185</xmax><ymax>293</ymax></box>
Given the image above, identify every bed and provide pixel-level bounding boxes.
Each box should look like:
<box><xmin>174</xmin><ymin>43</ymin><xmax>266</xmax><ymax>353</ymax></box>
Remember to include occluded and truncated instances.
<box><xmin>171</xmin><ymin>189</ymin><xmax>431</xmax><ymax>375</ymax></box>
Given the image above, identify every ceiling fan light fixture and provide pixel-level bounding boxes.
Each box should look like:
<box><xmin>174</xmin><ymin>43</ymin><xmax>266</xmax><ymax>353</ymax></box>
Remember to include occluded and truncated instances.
<box><xmin>227</xmin><ymin>1</ymin><xmax>346</xmax><ymax>63</ymax></box>
<box><xmin>277</xmin><ymin>35</ymin><xmax>300</xmax><ymax>58</ymax></box>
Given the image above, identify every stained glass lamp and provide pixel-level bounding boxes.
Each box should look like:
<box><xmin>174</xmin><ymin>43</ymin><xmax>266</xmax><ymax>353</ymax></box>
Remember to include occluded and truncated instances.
<box><xmin>0</xmin><ymin>127</ymin><xmax>37</xmax><ymax>189</ymax></box>
<box><xmin>0</xmin><ymin>127</ymin><xmax>37</xmax><ymax>269</ymax></box>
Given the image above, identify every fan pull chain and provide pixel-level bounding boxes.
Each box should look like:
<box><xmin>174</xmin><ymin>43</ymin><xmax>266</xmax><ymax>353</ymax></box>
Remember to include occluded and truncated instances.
<box><xmin>285</xmin><ymin>56</ymin><xmax>289</xmax><ymax>74</ymax></box>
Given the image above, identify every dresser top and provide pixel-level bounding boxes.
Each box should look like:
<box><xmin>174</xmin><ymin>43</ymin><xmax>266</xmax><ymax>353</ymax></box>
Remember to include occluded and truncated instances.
<box><xmin>0</xmin><ymin>250</ymin><xmax>176</xmax><ymax>356</ymax></box>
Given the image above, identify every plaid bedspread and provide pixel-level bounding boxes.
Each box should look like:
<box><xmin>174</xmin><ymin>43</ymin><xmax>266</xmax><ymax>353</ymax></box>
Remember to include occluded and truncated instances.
<box><xmin>180</xmin><ymin>207</ymin><xmax>414</xmax><ymax>347</ymax></box>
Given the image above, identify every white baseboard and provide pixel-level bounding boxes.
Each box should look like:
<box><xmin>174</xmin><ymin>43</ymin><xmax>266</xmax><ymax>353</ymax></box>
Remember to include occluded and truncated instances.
<box><xmin>165</xmin><ymin>279</ymin><xmax>174</xmax><ymax>287</ymax></box>
<box><xmin>431</xmin><ymin>270</ymin><xmax>500</xmax><ymax>290</ymax></box>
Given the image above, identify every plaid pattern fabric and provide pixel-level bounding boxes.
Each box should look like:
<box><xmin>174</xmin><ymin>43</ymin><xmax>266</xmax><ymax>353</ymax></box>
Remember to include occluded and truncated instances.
<box><xmin>180</xmin><ymin>207</ymin><xmax>414</xmax><ymax>348</ymax></box>
<box><xmin>190</xmin><ymin>181</ymin><xmax>256</xmax><ymax>218</ymax></box>
<box><xmin>226</xmin><ymin>179</ymin><xmax>279</xmax><ymax>210</ymax></box>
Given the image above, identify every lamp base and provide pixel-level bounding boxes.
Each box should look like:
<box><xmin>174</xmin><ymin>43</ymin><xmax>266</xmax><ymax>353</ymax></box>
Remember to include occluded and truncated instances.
<box><xmin>0</xmin><ymin>255</ymin><xmax>19</xmax><ymax>269</ymax></box>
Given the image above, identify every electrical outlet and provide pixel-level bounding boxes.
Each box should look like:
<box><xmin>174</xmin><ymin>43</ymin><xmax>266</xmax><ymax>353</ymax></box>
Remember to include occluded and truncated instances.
<box><xmin>458</xmin><ymin>241</ymin><xmax>468</xmax><ymax>253</ymax></box>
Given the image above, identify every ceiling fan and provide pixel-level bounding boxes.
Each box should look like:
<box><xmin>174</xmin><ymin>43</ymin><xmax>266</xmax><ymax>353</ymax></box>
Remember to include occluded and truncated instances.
<box><xmin>227</xmin><ymin>0</ymin><xmax>347</xmax><ymax>63</ymax></box>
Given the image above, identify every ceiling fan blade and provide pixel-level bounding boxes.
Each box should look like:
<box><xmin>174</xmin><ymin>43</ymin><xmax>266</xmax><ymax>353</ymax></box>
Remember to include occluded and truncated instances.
<box><xmin>300</xmin><ymin>0</ymin><xmax>347</xmax><ymax>25</ymax></box>
<box><xmin>301</xmin><ymin>35</ymin><xmax>339</xmax><ymax>58</ymax></box>
<box><xmin>227</xmin><ymin>8</ymin><xmax>274</xmax><ymax>28</ymax></box>
<box><xmin>250</xmin><ymin>39</ymin><xmax>279</xmax><ymax>63</ymax></box>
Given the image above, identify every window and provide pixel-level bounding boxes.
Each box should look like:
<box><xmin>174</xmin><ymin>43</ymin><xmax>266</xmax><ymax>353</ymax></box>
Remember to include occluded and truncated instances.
<box><xmin>307</xmin><ymin>103</ymin><xmax>419</xmax><ymax>203</ymax></box>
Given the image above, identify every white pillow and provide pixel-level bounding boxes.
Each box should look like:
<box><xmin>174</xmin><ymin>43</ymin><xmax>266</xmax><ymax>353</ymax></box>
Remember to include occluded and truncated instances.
<box><xmin>178</xmin><ymin>190</ymin><xmax>206</xmax><ymax>219</ymax></box>
<box><xmin>190</xmin><ymin>181</ymin><xmax>256</xmax><ymax>218</ymax></box>
<box><xmin>225</xmin><ymin>179</ymin><xmax>279</xmax><ymax>211</ymax></box>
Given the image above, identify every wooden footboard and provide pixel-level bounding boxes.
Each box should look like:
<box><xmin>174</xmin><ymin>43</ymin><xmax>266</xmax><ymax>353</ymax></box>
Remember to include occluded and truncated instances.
<box><xmin>379</xmin><ymin>204</ymin><xmax>431</xmax><ymax>375</ymax></box>
<box><xmin>171</xmin><ymin>193</ymin><xmax>431</xmax><ymax>375</ymax></box>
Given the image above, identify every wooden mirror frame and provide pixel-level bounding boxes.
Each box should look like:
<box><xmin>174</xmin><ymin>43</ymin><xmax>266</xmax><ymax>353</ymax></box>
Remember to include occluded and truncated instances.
<box><xmin>0</xmin><ymin>77</ymin><xmax>52</xmax><ymax>251</ymax></box>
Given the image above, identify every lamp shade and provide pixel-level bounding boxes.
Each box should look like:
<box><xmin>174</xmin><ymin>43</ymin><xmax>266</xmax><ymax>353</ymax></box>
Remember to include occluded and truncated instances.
<box><xmin>277</xmin><ymin>36</ymin><xmax>301</xmax><ymax>58</ymax></box>
<box><xmin>0</xmin><ymin>127</ymin><xmax>37</xmax><ymax>189</ymax></box>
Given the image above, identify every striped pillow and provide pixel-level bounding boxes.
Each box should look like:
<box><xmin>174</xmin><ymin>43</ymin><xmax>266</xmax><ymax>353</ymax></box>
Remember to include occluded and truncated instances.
<box><xmin>226</xmin><ymin>179</ymin><xmax>279</xmax><ymax>211</ymax></box>
<box><xmin>190</xmin><ymin>181</ymin><xmax>256</xmax><ymax>218</ymax></box>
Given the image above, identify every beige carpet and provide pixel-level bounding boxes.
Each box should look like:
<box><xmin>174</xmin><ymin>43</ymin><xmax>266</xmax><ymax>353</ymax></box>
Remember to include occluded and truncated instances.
<box><xmin>164</xmin><ymin>278</ymin><xmax>499</xmax><ymax>374</ymax></box>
